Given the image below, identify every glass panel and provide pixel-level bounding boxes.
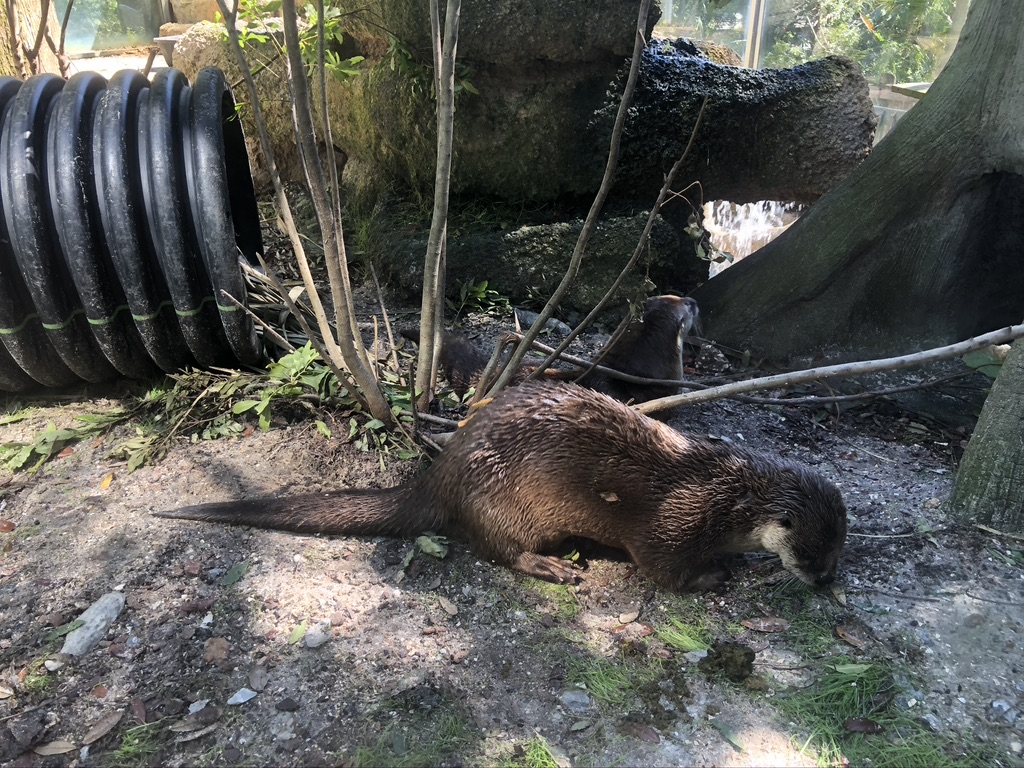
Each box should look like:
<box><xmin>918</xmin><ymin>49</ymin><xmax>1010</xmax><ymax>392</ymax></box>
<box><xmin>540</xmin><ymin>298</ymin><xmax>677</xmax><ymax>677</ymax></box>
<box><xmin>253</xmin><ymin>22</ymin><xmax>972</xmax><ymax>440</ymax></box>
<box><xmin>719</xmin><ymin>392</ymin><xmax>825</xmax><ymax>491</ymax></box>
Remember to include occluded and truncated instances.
<box><xmin>655</xmin><ymin>0</ymin><xmax>754</xmax><ymax>60</ymax></box>
<box><xmin>57</xmin><ymin>0</ymin><xmax>164</xmax><ymax>53</ymax></box>
<box><xmin>759</xmin><ymin>0</ymin><xmax>966</xmax><ymax>83</ymax></box>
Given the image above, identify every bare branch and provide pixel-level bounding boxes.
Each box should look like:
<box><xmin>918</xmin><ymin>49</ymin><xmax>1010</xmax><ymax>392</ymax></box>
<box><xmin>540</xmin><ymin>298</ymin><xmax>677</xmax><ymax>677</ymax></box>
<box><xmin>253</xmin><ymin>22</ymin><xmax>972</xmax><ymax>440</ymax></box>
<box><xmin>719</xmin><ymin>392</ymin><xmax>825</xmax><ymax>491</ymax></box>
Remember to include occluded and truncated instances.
<box><xmin>634</xmin><ymin>324</ymin><xmax>1024</xmax><ymax>415</ymax></box>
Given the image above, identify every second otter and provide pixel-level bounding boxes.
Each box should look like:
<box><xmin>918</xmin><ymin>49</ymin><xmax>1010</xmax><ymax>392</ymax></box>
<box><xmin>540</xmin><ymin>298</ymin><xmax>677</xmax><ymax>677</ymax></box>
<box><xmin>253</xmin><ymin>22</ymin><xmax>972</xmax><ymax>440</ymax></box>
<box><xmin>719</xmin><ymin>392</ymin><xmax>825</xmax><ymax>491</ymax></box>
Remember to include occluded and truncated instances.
<box><xmin>156</xmin><ymin>382</ymin><xmax>848</xmax><ymax>591</ymax></box>
<box><xmin>405</xmin><ymin>294</ymin><xmax>699</xmax><ymax>403</ymax></box>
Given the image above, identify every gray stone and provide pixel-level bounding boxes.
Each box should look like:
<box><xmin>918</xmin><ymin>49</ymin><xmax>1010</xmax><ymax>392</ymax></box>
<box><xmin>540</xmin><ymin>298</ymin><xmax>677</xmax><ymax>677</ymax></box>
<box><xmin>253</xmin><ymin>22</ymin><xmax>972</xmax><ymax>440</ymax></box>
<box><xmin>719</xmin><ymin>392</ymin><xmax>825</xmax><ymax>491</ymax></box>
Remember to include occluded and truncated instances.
<box><xmin>60</xmin><ymin>592</ymin><xmax>126</xmax><ymax>657</ymax></box>
<box><xmin>991</xmin><ymin>699</ymin><xmax>1017</xmax><ymax>724</ymax></box>
<box><xmin>560</xmin><ymin>689</ymin><xmax>592</xmax><ymax>713</ymax></box>
<box><xmin>921</xmin><ymin>713</ymin><xmax>943</xmax><ymax>733</ymax></box>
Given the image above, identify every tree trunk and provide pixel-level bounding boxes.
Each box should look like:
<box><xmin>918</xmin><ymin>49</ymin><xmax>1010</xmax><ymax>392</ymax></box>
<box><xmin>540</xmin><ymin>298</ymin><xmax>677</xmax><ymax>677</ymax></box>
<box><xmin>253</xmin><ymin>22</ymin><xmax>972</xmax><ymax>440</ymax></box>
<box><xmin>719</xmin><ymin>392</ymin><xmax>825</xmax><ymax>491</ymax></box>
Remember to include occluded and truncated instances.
<box><xmin>950</xmin><ymin>338</ymin><xmax>1024</xmax><ymax>530</ymax></box>
<box><xmin>689</xmin><ymin>0</ymin><xmax>1024</xmax><ymax>363</ymax></box>
<box><xmin>1</xmin><ymin>0</ymin><xmax>20</xmax><ymax>77</ymax></box>
<box><xmin>2</xmin><ymin>0</ymin><xmax>62</xmax><ymax>77</ymax></box>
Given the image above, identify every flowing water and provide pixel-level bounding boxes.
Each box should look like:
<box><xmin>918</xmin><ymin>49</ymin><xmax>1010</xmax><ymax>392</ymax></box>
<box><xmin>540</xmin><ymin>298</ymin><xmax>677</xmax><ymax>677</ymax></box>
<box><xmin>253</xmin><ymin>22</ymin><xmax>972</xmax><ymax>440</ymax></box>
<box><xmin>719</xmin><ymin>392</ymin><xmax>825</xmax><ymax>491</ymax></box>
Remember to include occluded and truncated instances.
<box><xmin>702</xmin><ymin>200</ymin><xmax>804</xmax><ymax>276</ymax></box>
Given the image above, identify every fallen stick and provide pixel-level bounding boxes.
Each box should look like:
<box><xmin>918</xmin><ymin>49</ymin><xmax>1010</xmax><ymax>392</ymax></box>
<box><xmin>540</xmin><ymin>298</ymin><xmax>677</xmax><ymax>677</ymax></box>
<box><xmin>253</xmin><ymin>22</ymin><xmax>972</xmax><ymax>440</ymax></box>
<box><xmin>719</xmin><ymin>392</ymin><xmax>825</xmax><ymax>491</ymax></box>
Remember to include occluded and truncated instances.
<box><xmin>634</xmin><ymin>324</ymin><xmax>1024</xmax><ymax>415</ymax></box>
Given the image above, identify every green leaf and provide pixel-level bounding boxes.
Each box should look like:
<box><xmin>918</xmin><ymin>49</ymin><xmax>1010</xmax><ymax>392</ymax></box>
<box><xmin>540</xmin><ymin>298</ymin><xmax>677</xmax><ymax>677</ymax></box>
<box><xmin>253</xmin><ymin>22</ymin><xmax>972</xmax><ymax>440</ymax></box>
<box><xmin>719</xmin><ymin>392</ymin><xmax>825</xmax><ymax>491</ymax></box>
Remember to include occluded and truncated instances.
<box><xmin>364</xmin><ymin>419</ymin><xmax>385</xmax><ymax>431</ymax></box>
<box><xmin>832</xmin><ymin>662</ymin><xmax>873</xmax><ymax>675</ymax></box>
<box><xmin>45</xmin><ymin>619</ymin><xmax>85</xmax><ymax>642</ymax></box>
<box><xmin>219</xmin><ymin>562</ymin><xmax>251</xmax><ymax>587</ymax></box>
<box><xmin>232</xmin><ymin>400</ymin><xmax>262</xmax><ymax>414</ymax></box>
<box><xmin>416</xmin><ymin>535</ymin><xmax>449</xmax><ymax>559</ymax></box>
<box><xmin>710</xmin><ymin>720</ymin><xmax>744</xmax><ymax>752</ymax></box>
<box><xmin>315</xmin><ymin>420</ymin><xmax>332</xmax><ymax>439</ymax></box>
<box><xmin>289</xmin><ymin>620</ymin><xmax>308</xmax><ymax>645</ymax></box>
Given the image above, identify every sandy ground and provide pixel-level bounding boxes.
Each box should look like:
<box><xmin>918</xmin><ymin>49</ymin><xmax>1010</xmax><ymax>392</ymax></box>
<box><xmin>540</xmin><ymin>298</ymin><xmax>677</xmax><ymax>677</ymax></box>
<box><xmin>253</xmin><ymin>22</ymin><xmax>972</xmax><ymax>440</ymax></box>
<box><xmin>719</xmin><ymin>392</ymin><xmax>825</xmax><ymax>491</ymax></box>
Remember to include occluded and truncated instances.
<box><xmin>1</xmin><ymin>314</ymin><xmax>1022</xmax><ymax>767</ymax></box>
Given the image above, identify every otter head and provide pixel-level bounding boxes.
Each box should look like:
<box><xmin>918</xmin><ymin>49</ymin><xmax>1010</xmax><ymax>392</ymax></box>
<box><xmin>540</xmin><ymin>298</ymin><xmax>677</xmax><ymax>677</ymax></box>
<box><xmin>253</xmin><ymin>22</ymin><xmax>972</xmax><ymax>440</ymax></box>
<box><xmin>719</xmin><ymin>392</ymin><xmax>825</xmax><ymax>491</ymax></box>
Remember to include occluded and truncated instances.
<box><xmin>748</xmin><ymin>466</ymin><xmax>848</xmax><ymax>587</ymax></box>
<box><xmin>643</xmin><ymin>295</ymin><xmax>700</xmax><ymax>340</ymax></box>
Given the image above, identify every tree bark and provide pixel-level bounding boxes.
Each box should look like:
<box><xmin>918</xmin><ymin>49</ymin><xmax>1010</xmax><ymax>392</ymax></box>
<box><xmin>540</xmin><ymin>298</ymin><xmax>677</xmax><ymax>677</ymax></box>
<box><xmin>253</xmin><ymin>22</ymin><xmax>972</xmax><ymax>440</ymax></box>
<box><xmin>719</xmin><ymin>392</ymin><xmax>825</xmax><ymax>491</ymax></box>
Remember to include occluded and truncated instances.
<box><xmin>2</xmin><ymin>0</ymin><xmax>61</xmax><ymax>77</ymax></box>
<box><xmin>950</xmin><ymin>337</ymin><xmax>1024</xmax><ymax>530</ymax></box>
<box><xmin>689</xmin><ymin>0</ymin><xmax>1024</xmax><ymax>363</ymax></box>
<box><xmin>0</xmin><ymin>0</ymin><xmax>17</xmax><ymax>78</ymax></box>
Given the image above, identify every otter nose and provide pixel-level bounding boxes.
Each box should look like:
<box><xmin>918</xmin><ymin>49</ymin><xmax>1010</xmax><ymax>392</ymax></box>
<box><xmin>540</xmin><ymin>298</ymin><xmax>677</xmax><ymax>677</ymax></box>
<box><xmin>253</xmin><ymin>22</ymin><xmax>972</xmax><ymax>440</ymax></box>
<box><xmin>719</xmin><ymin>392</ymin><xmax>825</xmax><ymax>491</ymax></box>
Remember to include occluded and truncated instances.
<box><xmin>815</xmin><ymin>574</ymin><xmax>835</xmax><ymax>587</ymax></box>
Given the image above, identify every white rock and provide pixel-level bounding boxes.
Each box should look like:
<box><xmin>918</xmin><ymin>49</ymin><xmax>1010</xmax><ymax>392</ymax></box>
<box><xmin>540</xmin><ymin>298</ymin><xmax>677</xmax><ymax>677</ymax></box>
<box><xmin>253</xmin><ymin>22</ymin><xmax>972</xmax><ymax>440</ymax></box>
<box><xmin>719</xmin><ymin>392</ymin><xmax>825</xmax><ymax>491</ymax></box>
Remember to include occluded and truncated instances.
<box><xmin>304</xmin><ymin>621</ymin><xmax>332</xmax><ymax>648</ymax></box>
<box><xmin>226</xmin><ymin>688</ymin><xmax>257</xmax><ymax>705</ymax></box>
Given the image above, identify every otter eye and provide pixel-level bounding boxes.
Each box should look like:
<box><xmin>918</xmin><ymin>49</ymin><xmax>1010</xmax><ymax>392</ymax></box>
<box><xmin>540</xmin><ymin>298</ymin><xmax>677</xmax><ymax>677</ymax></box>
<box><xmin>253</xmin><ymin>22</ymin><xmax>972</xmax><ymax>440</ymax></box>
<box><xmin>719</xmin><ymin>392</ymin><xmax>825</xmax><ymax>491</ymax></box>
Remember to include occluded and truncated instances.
<box><xmin>777</xmin><ymin>516</ymin><xmax>793</xmax><ymax>529</ymax></box>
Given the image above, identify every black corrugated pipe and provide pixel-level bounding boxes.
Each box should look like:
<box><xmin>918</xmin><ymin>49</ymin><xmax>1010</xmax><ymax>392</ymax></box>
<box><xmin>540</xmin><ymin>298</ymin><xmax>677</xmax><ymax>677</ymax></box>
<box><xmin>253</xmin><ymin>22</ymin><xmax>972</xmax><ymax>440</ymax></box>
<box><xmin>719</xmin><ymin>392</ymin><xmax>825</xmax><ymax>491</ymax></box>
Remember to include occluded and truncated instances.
<box><xmin>0</xmin><ymin>67</ymin><xmax>264</xmax><ymax>392</ymax></box>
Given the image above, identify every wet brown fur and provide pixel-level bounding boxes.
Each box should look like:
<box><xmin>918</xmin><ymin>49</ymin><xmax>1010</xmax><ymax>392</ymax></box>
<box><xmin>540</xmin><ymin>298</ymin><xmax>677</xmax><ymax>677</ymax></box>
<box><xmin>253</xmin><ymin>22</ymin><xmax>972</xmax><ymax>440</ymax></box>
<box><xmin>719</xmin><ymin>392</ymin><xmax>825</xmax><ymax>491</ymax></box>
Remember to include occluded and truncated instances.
<box><xmin>156</xmin><ymin>382</ymin><xmax>848</xmax><ymax>591</ymax></box>
<box><xmin>402</xmin><ymin>295</ymin><xmax>698</xmax><ymax>403</ymax></box>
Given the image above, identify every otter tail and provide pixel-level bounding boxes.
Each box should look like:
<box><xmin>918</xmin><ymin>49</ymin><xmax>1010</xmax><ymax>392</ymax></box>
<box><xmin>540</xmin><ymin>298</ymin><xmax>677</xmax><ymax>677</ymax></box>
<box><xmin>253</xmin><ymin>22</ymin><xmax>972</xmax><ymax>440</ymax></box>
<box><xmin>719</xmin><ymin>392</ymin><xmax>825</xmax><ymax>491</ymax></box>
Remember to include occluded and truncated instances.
<box><xmin>154</xmin><ymin>484</ymin><xmax>437</xmax><ymax>538</ymax></box>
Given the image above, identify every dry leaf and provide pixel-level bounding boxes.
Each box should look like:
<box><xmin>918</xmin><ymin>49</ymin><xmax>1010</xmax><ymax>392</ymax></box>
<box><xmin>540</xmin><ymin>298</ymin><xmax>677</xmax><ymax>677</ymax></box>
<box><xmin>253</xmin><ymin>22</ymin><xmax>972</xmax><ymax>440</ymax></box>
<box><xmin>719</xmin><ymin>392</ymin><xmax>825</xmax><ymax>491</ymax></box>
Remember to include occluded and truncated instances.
<box><xmin>438</xmin><ymin>596</ymin><xmax>458</xmax><ymax>616</ymax></box>
<box><xmin>0</xmin><ymin>684</ymin><xmax>14</xmax><ymax>699</ymax></box>
<box><xmin>831</xmin><ymin>584</ymin><xmax>848</xmax><ymax>606</ymax></box>
<box><xmin>618</xmin><ymin>610</ymin><xmax>640</xmax><ymax>624</ymax></box>
<box><xmin>131</xmin><ymin>698</ymin><xmax>147</xmax><ymax>724</ymax></box>
<box><xmin>248</xmin><ymin>665</ymin><xmax>269</xmax><ymax>692</ymax></box>
<box><xmin>836</xmin><ymin>625</ymin><xmax>867</xmax><ymax>650</ymax></box>
<box><xmin>741</xmin><ymin>617</ymin><xmax>791</xmax><ymax>633</ymax></box>
<box><xmin>34</xmin><ymin>741</ymin><xmax>77</xmax><ymax>756</ymax></box>
<box><xmin>83</xmin><ymin>710</ymin><xmax>123</xmax><ymax>744</ymax></box>
<box><xmin>622</xmin><ymin>722</ymin><xmax>660</xmax><ymax>744</ymax></box>
<box><xmin>100</xmin><ymin>473</ymin><xmax>114</xmax><ymax>490</ymax></box>
<box><xmin>91</xmin><ymin>684</ymin><xmax>108</xmax><ymax>699</ymax></box>
<box><xmin>0</xmin><ymin>520</ymin><xmax>15</xmax><ymax>533</ymax></box>
<box><xmin>203</xmin><ymin>637</ymin><xmax>231</xmax><ymax>665</ymax></box>
<box><xmin>57</xmin><ymin>447</ymin><xmax>75</xmax><ymax>459</ymax></box>
<box><xmin>845</xmin><ymin>717</ymin><xmax>883</xmax><ymax>734</ymax></box>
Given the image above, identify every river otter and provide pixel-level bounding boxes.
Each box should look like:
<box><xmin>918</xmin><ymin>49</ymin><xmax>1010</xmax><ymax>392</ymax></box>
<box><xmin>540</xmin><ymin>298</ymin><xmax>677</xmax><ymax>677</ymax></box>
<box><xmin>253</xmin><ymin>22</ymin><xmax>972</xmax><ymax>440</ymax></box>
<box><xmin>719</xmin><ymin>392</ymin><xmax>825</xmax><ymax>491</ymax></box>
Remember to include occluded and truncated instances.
<box><xmin>155</xmin><ymin>382</ymin><xmax>847</xmax><ymax>591</ymax></box>
<box><xmin>403</xmin><ymin>294</ymin><xmax>698</xmax><ymax>403</ymax></box>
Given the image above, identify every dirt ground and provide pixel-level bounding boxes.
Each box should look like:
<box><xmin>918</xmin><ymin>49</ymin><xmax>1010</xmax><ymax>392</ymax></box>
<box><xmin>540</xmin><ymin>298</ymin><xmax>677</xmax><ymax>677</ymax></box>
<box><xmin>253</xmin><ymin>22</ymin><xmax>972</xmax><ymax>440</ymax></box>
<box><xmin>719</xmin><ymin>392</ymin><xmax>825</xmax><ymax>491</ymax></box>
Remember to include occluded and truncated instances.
<box><xmin>1</xmin><ymin>307</ymin><xmax>1023</xmax><ymax>767</ymax></box>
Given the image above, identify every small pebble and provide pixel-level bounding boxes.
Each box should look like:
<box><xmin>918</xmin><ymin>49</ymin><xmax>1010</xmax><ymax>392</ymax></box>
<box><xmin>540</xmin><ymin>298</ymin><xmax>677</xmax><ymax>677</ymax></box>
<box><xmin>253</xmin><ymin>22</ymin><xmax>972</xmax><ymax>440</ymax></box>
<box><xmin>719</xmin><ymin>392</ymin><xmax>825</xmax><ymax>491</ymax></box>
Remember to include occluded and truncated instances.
<box><xmin>276</xmin><ymin>697</ymin><xmax>300</xmax><ymax>712</ymax></box>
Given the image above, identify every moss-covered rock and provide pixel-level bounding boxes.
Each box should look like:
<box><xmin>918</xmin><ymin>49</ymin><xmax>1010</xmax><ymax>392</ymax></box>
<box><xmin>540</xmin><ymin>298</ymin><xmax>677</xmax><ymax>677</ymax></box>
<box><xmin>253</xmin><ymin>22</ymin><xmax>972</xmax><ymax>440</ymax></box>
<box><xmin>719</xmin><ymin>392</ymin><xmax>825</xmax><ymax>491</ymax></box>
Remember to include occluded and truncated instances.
<box><xmin>378</xmin><ymin>212</ymin><xmax>702</xmax><ymax>314</ymax></box>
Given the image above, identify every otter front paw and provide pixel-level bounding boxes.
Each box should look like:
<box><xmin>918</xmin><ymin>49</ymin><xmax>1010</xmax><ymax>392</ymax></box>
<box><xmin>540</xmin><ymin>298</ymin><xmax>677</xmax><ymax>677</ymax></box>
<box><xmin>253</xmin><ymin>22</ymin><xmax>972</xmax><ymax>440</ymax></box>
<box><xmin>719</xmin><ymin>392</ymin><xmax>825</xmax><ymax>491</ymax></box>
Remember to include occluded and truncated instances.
<box><xmin>511</xmin><ymin>553</ymin><xmax>579</xmax><ymax>584</ymax></box>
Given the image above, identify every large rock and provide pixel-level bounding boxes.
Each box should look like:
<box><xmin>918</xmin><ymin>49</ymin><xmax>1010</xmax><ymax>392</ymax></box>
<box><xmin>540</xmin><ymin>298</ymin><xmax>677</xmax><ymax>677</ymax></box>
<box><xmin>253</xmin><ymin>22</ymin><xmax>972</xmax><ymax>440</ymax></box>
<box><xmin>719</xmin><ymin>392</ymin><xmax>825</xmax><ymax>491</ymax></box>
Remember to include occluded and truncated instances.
<box><xmin>378</xmin><ymin>213</ymin><xmax>698</xmax><ymax>313</ymax></box>
<box><xmin>614</xmin><ymin>40</ymin><xmax>877</xmax><ymax>206</ymax></box>
<box><xmin>176</xmin><ymin>14</ymin><xmax>873</xmax><ymax>205</ymax></box>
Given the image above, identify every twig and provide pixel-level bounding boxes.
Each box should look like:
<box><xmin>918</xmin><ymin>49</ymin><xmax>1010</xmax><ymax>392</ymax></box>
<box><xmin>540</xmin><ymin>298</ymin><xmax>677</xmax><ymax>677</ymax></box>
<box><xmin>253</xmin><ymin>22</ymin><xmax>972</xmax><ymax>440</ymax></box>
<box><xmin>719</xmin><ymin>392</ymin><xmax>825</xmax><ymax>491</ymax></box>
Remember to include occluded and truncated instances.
<box><xmin>634</xmin><ymin>323</ymin><xmax>1024</xmax><ymax>415</ymax></box>
<box><xmin>220</xmin><ymin>289</ymin><xmax>296</xmax><ymax>353</ymax></box>
<box><xmin>485</xmin><ymin>0</ymin><xmax>653</xmax><ymax>397</ymax></box>
<box><xmin>831</xmin><ymin>434</ymin><xmax>898</xmax><ymax>463</ymax></box>
<box><xmin>27</xmin><ymin>0</ymin><xmax>50</xmax><ymax>64</ymax></box>
<box><xmin>963</xmin><ymin>592</ymin><xmax>1022</xmax><ymax>607</ymax></box>
<box><xmin>975</xmin><ymin>524</ymin><xmax>1024</xmax><ymax>543</ymax></box>
<box><xmin>370</xmin><ymin>264</ymin><xmax>401</xmax><ymax>373</ymax></box>
<box><xmin>253</xmin><ymin>252</ymin><xmax>367</xmax><ymax>411</ymax></box>
<box><xmin>853</xmin><ymin>588</ymin><xmax>947</xmax><ymax>604</ymax></box>
<box><xmin>416</xmin><ymin>412</ymin><xmax>460</xmax><ymax>429</ymax></box>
